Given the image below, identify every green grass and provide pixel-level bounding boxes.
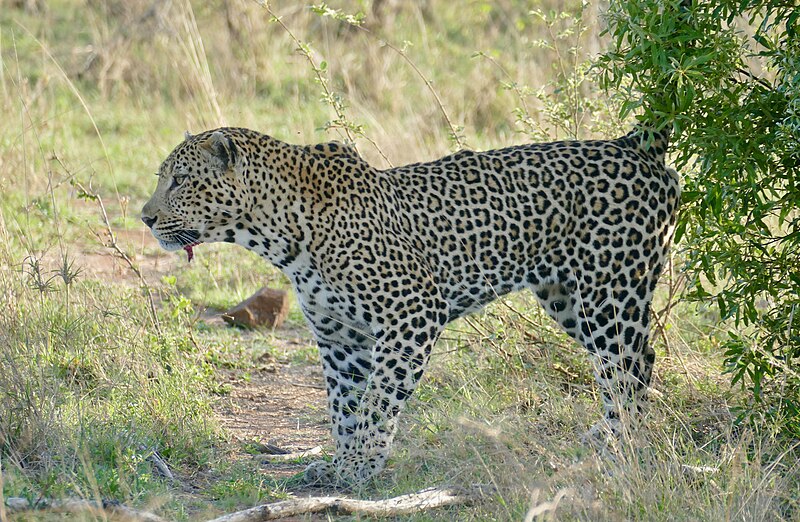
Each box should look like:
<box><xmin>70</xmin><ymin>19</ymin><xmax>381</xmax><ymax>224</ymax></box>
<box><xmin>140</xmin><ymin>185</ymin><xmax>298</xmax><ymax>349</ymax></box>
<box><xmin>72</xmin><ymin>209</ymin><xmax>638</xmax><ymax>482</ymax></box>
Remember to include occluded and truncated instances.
<box><xmin>1</xmin><ymin>1</ymin><xmax>798</xmax><ymax>520</ymax></box>
<box><xmin>0</xmin><ymin>275</ymin><xmax>216</xmax><ymax>506</ymax></box>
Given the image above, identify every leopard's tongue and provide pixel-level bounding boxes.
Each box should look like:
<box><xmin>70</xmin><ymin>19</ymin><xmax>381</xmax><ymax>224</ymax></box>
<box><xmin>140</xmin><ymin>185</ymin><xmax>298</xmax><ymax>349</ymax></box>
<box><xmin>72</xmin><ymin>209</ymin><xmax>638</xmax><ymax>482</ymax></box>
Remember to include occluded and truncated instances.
<box><xmin>184</xmin><ymin>244</ymin><xmax>196</xmax><ymax>263</ymax></box>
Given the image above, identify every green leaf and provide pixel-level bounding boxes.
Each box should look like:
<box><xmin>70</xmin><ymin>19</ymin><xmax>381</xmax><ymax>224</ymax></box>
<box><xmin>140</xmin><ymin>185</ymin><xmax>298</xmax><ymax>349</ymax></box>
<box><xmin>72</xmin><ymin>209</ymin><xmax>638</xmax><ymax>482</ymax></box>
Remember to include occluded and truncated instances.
<box><xmin>673</xmin><ymin>216</ymin><xmax>688</xmax><ymax>243</ymax></box>
<box><xmin>788</xmin><ymin>11</ymin><xmax>799</xmax><ymax>37</ymax></box>
<box><xmin>681</xmin><ymin>191</ymin><xmax>702</xmax><ymax>204</ymax></box>
<box><xmin>752</xmin><ymin>32</ymin><xmax>772</xmax><ymax>50</ymax></box>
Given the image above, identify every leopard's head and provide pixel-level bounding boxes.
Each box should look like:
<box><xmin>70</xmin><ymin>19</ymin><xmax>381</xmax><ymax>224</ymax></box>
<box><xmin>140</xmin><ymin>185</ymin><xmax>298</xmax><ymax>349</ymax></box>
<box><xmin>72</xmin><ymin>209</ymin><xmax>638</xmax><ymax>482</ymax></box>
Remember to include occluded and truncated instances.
<box><xmin>141</xmin><ymin>130</ymin><xmax>249</xmax><ymax>260</ymax></box>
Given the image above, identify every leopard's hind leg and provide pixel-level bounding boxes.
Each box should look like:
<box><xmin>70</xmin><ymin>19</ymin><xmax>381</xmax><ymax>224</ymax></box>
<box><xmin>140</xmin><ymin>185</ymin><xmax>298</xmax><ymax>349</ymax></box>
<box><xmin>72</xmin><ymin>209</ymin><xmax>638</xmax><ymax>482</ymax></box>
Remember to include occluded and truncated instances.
<box><xmin>573</xmin><ymin>272</ymin><xmax>657</xmax><ymax>439</ymax></box>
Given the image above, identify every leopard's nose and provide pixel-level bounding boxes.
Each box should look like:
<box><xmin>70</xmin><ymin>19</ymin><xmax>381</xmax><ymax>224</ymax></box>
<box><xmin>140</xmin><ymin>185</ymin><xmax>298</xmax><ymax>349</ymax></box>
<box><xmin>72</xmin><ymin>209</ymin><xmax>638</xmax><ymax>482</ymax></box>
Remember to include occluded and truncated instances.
<box><xmin>141</xmin><ymin>215</ymin><xmax>157</xmax><ymax>228</ymax></box>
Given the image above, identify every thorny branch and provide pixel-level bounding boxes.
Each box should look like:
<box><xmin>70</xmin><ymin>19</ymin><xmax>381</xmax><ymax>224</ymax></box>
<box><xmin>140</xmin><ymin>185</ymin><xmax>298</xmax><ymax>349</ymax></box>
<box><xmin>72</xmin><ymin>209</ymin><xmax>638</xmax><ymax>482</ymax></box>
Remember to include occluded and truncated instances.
<box><xmin>72</xmin><ymin>178</ymin><xmax>162</xmax><ymax>335</ymax></box>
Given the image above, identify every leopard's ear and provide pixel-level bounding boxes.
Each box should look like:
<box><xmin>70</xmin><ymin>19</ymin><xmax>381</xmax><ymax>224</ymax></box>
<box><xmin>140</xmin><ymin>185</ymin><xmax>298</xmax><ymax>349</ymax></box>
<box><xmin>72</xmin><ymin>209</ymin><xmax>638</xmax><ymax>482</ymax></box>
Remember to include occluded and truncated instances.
<box><xmin>199</xmin><ymin>130</ymin><xmax>237</xmax><ymax>171</ymax></box>
<box><xmin>184</xmin><ymin>131</ymin><xmax>192</xmax><ymax>141</ymax></box>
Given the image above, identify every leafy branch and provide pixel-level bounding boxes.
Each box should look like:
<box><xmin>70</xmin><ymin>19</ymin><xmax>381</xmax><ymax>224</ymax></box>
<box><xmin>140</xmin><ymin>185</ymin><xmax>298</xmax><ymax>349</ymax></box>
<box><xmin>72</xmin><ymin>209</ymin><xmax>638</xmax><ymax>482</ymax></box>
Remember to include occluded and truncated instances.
<box><xmin>258</xmin><ymin>2</ymin><xmax>391</xmax><ymax>165</ymax></box>
<box><xmin>597</xmin><ymin>0</ymin><xmax>800</xmax><ymax>434</ymax></box>
<box><xmin>307</xmin><ymin>2</ymin><xmax>466</xmax><ymax>149</ymax></box>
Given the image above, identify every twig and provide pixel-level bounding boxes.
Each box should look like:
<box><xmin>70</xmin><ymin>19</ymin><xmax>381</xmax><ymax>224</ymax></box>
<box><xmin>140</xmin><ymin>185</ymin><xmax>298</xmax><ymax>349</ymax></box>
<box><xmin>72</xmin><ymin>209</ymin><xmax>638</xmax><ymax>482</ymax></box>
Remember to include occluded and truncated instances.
<box><xmin>4</xmin><ymin>497</ymin><xmax>167</xmax><ymax>522</ymax></box>
<box><xmin>261</xmin><ymin>4</ymin><xmax>392</xmax><ymax>166</ymax></box>
<box><xmin>369</xmin><ymin>37</ymin><xmax>465</xmax><ymax>149</ymax></box>
<box><xmin>205</xmin><ymin>485</ymin><xmax>494</xmax><ymax>522</ymax></box>
<box><xmin>330</xmin><ymin>13</ymin><xmax>465</xmax><ymax>149</ymax></box>
<box><xmin>463</xmin><ymin>316</ymin><xmax>509</xmax><ymax>357</ymax></box>
<box><xmin>266</xmin><ymin>7</ymin><xmax>350</xmax><ymax>142</ymax></box>
<box><xmin>652</xmin><ymin>253</ymin><xmax>686</xmax><ymax>355</ymax></box>
<box><xmin>72</xmin><ymin>179</ymin><xmax>162</xmax><ymax>334</ymax></box>
<box><xmin>289</xmin><ymin>381</ymin><xmax>326</xmax><ymax>390</ymax></box>
<box><xmin>651</xmin><ymin>308</ymin><xmax>672</xmax><ymax>355</ymax></box>
<box><xmin>257</xmin><ymin>446</ymin><xmax>323</xmax><ymax>462</ymax></box>
<box><xmin>266</xmin><ymin>3</ymin><xmax>465</xmax><ymax>151</ymax></box>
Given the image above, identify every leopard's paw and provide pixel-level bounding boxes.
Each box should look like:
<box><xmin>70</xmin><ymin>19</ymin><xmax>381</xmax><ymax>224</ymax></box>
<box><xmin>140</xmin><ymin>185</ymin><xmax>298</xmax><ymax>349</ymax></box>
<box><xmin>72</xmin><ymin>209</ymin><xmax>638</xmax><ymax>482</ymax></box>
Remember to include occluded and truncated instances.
<box><xmin>303</xmin><ymin>460</ymin><xmax>342</xmax><ymax>487</ymax></box>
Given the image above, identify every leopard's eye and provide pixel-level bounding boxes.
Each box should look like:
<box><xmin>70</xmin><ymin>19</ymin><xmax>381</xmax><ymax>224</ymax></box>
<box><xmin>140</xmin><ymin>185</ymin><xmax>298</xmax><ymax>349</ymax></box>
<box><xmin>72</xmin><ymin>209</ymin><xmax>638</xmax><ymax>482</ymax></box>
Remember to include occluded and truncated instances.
<box><xmin>170</xmin><ymin>175</ymin><xmax>188</xmax><ymax>190</ymax></box>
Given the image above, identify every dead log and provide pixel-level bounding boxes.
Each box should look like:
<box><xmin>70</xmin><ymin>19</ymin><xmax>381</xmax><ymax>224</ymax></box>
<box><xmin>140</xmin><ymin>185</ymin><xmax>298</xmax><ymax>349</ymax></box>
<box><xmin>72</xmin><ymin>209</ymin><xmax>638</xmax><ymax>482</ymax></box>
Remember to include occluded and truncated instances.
<box><xmin>205</xmin><ymin>485</ymin><xmax>493</xmax><ymax>522</ymax></box>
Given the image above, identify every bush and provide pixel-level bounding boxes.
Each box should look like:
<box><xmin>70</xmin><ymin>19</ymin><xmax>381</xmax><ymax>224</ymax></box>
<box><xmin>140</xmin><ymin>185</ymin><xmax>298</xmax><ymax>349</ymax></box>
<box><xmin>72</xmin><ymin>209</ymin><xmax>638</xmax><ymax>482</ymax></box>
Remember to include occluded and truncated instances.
<box><xmin>596</xmin><ymin>0</ymin><xmax>800</xmax><ymax>434</ymax></box>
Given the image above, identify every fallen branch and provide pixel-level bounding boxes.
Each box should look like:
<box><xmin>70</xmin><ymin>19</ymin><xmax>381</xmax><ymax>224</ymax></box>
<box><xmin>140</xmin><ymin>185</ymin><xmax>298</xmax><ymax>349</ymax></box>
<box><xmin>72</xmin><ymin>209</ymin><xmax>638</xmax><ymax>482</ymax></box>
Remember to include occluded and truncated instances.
<box><xmin>205</xmin><ymin>485</ymin><xmax>492</xmax><ymax>522</ymax></box>
<box><xmin>4</xmin><ymin>497</ymin><xmax>167</xmax><ymax>522</ymax></box>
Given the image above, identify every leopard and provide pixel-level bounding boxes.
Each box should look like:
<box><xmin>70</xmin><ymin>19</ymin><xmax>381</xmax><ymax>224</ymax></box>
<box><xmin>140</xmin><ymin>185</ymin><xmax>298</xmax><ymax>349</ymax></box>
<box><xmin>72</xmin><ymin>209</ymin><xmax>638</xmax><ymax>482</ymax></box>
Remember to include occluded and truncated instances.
<box><xmin>141</xmin><ymin>126</ymin><xmax>680</xmax><ymax>485</ymax></box>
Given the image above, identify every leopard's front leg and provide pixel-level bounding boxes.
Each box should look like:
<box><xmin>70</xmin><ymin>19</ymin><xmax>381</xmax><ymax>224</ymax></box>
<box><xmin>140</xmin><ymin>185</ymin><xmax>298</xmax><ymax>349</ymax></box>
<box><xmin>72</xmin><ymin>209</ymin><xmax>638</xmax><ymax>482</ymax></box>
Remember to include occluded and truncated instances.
<box><xmin>301</xmin><ymin>315</ymin><xmax>374</xmax><ymax>486</ymax></box>
<box><xmin>301</xmin><ymin>291</ymin><xmax>448</xmax><ymax>486</ymax></box>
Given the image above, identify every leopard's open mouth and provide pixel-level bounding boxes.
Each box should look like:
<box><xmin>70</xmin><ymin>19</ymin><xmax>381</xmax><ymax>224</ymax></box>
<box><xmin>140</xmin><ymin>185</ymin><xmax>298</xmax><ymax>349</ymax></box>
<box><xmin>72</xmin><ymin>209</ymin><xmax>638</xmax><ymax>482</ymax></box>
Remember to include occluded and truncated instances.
<box><xmin>178</xmin><ymin>230</ymin><xmax>201</xmax><ymax>263</ymax></box>
<box><xmin>155</xmin><ymin>229</ymin><xmax>202</xmax><ymax>262</ymax></box>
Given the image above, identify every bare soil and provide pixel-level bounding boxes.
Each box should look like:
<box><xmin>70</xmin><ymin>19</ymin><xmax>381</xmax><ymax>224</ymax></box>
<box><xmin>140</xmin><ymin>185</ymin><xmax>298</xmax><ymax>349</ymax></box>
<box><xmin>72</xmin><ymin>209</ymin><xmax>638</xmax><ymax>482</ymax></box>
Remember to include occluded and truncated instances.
<box><xmin>214</xmin><ymin>346</ymin><xmax>329</xmax><ymax>478</ymax></box>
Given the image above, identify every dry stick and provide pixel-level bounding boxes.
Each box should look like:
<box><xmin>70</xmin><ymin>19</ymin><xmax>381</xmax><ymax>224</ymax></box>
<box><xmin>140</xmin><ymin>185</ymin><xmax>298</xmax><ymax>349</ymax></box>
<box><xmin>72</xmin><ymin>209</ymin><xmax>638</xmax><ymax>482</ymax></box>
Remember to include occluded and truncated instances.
<box><xmin>257</xmin><ymin>446</ymin><xmax>323</xmax><ymax>463</ymax></box>
<box><xmin>205</xmin><ymin>485</ymin><xmax>493</xmax><ymax>522</ymax></box>
<box><xmin>653</xmin><ymin>261</ymin><xmax>686</xmax><ymax>354</ymax></box>
<box><xmin>72</xmin><ymin>179</ymin><xmax>162</xmax><ymax>334</ymax></box>
<box><xmin>4</xmin><ymin>497</ymin><xmax>168</xmax><ymax>522</ymax></box>
<box><xmin>651</xmin><ymin>254</ymin><xmax>675</xmax><ymax>352</ymax></box>
<box><xmin>289</xmin><ymin>381</ymin><xmax>326</xmax><ymax>390</ymax></box>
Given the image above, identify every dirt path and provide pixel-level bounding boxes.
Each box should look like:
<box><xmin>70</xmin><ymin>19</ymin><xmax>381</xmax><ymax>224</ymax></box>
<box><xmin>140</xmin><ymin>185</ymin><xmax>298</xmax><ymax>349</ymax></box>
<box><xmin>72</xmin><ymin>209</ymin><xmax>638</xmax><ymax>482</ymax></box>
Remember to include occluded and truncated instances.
<box><xmin>213</xmin><ymin>337</ymin><xmax>329</xmax><ymax>478</ymax></box>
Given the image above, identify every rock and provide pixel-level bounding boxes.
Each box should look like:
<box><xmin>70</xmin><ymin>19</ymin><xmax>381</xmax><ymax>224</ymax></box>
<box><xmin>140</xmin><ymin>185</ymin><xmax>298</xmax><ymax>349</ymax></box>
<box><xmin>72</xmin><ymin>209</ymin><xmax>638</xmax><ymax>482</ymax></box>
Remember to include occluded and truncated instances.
<box><xmin>222</xmin><ymin>287</ymin><xmax>290</xmax><ymax>329</ymax></box>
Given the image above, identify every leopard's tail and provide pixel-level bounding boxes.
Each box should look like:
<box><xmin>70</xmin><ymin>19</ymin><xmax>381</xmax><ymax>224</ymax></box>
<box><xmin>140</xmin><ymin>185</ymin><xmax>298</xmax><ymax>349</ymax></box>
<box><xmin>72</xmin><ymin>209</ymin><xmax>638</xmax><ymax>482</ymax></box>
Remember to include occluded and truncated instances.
<box><xmin>621</xmin><ymin>123</ymin><xmax>671</xmax><ymax>163</ymax></box>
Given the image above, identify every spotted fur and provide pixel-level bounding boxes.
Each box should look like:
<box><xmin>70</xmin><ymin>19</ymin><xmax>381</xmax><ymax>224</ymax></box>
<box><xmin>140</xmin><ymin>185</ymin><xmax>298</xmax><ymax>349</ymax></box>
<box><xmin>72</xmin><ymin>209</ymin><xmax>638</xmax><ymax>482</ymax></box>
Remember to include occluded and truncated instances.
<box><xmin>142</xmin><ymin>127</ymin><xmax>680</xmax><ymax>484</ymax></box>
